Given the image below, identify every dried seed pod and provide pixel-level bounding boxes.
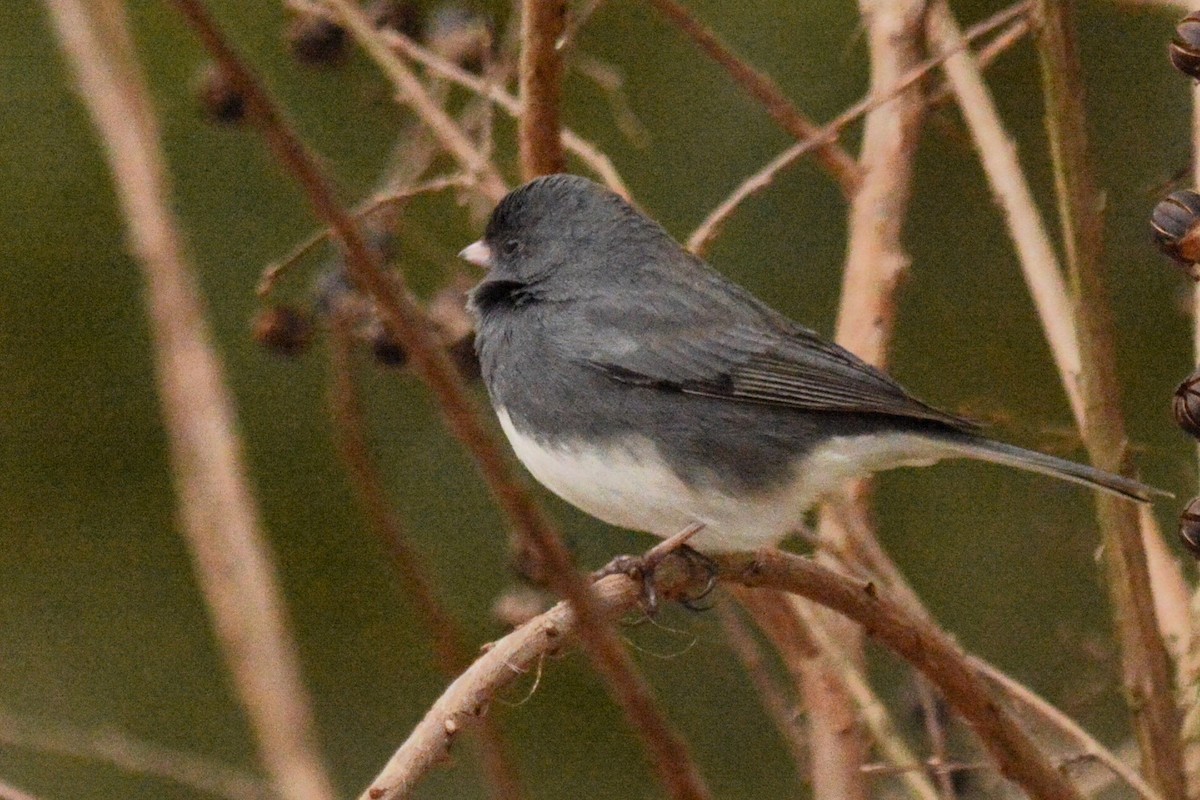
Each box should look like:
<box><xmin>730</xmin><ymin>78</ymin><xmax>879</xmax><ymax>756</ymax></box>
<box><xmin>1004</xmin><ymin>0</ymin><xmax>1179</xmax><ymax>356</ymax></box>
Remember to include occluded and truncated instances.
<box><xmin>287</xmin><ymin>14</ymin><xmax>348</xmax><ymax>66</ymax></box>
<box><xmin>1172</xmin><ymin>12</ymin><xmax>1200</xmax><ymax>79</ymax></box>
<box><xmin>1175</xmin><ymin>368</ymin><xmax>1200</xmax><ymax>439</ymax></box>
<box><xmin>253</xmin><ymin>305</ymin><xmax>313</xmax><ymax>357</ymax></box>
<box><xmin>368</xmin><ymin>0</ymin><xmax>421</xmax><ymax>37</ymax></box>
<box><xmin>1180</xmin><ymin>496</ymin><xmax>1200</xmax><ymax>558</ymax></box>
<box><xmin>1151</xmin><ymin>189</ymin><xmax>1200</xmax><ymax>267</ymax></box>
<box><xmin>370</xmin><ymin>331</ymin><xmax>408</xmax><ymax>367</ymax></box>
<box><xmin>194</xmin><ymin>62</ymin><xmax>246</xmax><ymax>125</ymax></box>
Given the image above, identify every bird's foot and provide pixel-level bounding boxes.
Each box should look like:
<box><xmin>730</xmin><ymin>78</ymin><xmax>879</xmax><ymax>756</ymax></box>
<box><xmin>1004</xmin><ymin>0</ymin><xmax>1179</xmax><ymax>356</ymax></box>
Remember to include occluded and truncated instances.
<box><xmin>591</xmin><ymin>524</ymin><xmax>716</xmax><ymax>614</ymax></box>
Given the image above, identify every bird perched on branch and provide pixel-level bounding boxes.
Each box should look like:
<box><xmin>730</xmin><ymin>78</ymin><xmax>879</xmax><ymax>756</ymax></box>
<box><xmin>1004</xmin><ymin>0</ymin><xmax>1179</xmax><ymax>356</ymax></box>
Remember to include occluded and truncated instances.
<box><xmin>462</xmin><ymin>174</ymin><xmax>1158</xmax><ymax>553</ymax></box>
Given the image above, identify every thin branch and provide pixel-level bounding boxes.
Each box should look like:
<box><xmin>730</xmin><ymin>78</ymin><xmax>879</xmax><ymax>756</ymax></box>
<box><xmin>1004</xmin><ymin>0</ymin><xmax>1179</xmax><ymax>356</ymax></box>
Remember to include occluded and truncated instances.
<box><xmin>0</xmin><ymin>780</ymin><xmax>43</xmax><ymax>800</ymax></box>
<box><xmin>167</xmin><ymin>6</ymin><xmax>712</xmax><ymax>800</ymax></box>
<box><xmin>518</xmin><ymin>0</ymin><xmax>567</xmax><ymax>178</ymax></box>
<box><xmin>967</xmin><ymin>658</ymin><xmax>1166</xmax><ymax>800</ymax></box>
<box><xmin>644</xmin><ymin>0</ymin><xmax>861</xmax><ymax>197</ymax></box>
<box><xmin>317</xmin><ymin>0</ymin><xmax>508</xmax><ymax>202</ymax></box>
<box><xmin>0</xmin><ymin>708</ymin><xmax>274</xmax><ymax>800</ymax></box>
<box><xmin>925</xmin><ymin>0</ymin><xmax>1083</xmax><ymax>422</ymax></box>
<box><xmin>1033</xmin><ymin>3</ymin><xmax>1184</xmax><ymax>797</ymax></box>
<box><xmin>714</xmin><ymin>601</ymin><xmax>809</xmax><ymax>785</ymax></box>
<box><xmin>326</xmin><ymin>320</ymin><xmax>525</xmax><ymax>800</ymax></box>
<box><xmin>43</xmin><ymin>4</ymin><xmax>336</xmax><ymax>800</ymax></box>
<box><xmin>687</xmin><ymin>1</ymin><xmax>1032</xmax><ymax>256</ymax></box>
<box><xmin>383</xmin><ymin>28</ymin><xmax>630</xmax><ymax>197</ymax></box>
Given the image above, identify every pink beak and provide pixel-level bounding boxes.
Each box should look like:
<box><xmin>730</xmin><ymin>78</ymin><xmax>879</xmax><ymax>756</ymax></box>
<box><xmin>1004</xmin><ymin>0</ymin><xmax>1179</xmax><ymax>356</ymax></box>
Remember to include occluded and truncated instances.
<box><xmin>458</xmin><ymin>240</ymin><xmax>493</xmax><ymax>269</ymax></box>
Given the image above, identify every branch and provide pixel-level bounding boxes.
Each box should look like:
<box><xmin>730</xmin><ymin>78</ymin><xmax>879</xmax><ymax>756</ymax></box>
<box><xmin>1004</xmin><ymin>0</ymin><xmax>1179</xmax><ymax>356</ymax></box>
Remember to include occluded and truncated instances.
<box><xmin>167</xmin><ymin>6</ymin><xmax>712</xmax><ymax>800</ymax></box>
<box><xmin>644</xmin><ymin>0</ymin><xmax>861</xmax><ymax>196</ymax></box>
<box><xmin>0</xmin><ymin>780</ymin><xmax>42</xmax><ymax>800</ymax></box>
<box><xmin>382</xmin><ymin>28</ymin><xmax>630</xmax><ymax>197</ymax></box>
<box><xmin>1033</xmin><ymin>3</ymin><xmax>1184</xmax><ymax>797</ymax></box>
<box><xmin>687</xmin><ymin>1</ymin><xmax>1031</xmax><ymax>256</ymax></box>
<box><xmin>518</xmin><ymin>0</ymin><xmax>567</xmax><ymax>178</ymax></box>
<box><xmin>0</xmin><ymin>707</ymin><xmax>274</xmax><ymax>800</ymax></box>
<box><xmin>381</xmin><ymin>550</ymin><xmax>1086</xmax><ymax>800</ymax></box>
<box><xmin>318</xmin><ymin>0</ymin><xmax>509</xmax><ymax>202</ymax></box>
<box><xmin>326</xmin><ymin>321</ymin><xmax>524</xmax><ymax>800</ymax></box>
<box><xmin>43</xmin><ymin>4</ymin><xmax>336</xmax><ymax>800</ymax></box>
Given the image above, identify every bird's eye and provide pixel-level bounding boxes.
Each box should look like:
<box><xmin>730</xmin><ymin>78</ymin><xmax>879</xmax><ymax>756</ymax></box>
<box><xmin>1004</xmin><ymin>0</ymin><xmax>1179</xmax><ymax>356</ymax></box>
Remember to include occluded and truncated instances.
<box><xmin>501</xmin><ymin>239</ymin><xmax>521</xmax><ymax>257</ymax></box>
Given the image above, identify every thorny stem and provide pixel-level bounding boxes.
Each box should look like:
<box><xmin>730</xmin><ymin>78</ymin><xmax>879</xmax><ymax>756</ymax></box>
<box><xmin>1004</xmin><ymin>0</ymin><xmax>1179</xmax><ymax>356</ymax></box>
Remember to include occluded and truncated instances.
<box><xmin>1033</xmin><ymin>2</ymin><xmax>1185</xmax><ymax>797</ymax></box>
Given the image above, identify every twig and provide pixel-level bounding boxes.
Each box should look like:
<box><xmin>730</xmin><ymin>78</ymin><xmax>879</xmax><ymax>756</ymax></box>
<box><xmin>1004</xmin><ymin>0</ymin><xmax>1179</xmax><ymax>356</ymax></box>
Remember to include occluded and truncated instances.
<box><xmin>914</xmin><ymin>677</ymin><xmax>959</xmax><ymax>800</ymax></box>
<box><xmin>518</xmin><ymin>0</ymin><xmax>567</xmax><ymax>178</ymax></box>
<box><xmin>43</xmin><ymin>4</ymin><xmax>336</xmax><ymax>800</ymax></box>
<box><xmin>687</xmin><ymin>1</ymin><xmax>1032</xmax><ymax>257</ymax></box>
<box><xmin>317</xmin><ymin>0</ymin><xmax>508</xmax><ymax>202</ymax></box>
<box><xmin>383</xmin><ymin>28</ymin><xmax>630</xmax><ymax>197</ymax></box>
<box><xmin>257</xmin><ymin>174</ymin><xmax>473</xmax><ymax>297</ymax></box>
<box><xmin>0</xmin><ymin>780</ymin><xmax>42</xmax><ymax>800</ymax></box>
<box><xmin>644</xmin><ymin>0</ymin><xmax>861</xmax><ymax>197</ymax></box>
<box><xmin>167</xmin><ymin>5</ymin><xmax>712</xmax><ymax>800</ymax></box>
<box><xmin>925</xmin><ymin>0</ymin><xmax>1083</xmax><ymax>422</ymax></box>
<box><xmin>325</xmin><ymin>320</ymin><xmax>525</xmax><ymax>800</ymax></box>
<box><xmin>0</xmin><ymin>707</ymin><xmax>275</xmax><ymax>800</ymax></box>
<box><xmin>732</xmin><ymin>551</ymin><xmax>1085</xmax><ymax>800</ymax></box>
<box><xmin>714</xmin><ymin>602</ymin><xmax>809</xmax><ymax>785</ymax></box>
<box><xmin>1032</xmin><ymin>2</ymin><xmax>1184</xmax><ymax>797</ymax></box>
<box><xmin>968</xmin><ymin>658</ymin><xmax>1166</xmax><ymax>800</ymax></box>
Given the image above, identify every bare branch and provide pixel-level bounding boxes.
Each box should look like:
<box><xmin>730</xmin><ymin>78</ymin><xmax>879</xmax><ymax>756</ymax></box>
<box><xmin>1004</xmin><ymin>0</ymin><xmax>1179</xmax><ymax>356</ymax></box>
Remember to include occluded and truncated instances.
<box><xmin>383</xmin><ymin>28</ymin><xmax>630</xmax><ymax>197</ymax></box>
<box><xmin>0</xmin><ymin>779</ymin><xmax>43</xmax><ymax>800</ymax></box>
<box><xmin>644</xmin><ymin>0</ymin><xmax>861</xmax><ymax>196</ymax></box>
<box><xmin>688</xmin><ymin>2</ymin><xmax>1031</xmax><ymax>257</ymax></box>
<box><xmin>518</xmin><ymin>0</ymin><xmax>567</xmax><ymax>178</ymax></box>
<box><xmin>0</xmin><ymin>707</ymin><xmax>274</xmax><ymax>800</ymax></box>
<box><xmin>167</xmin><ymin>6</ymin><xmax>712</xmax><ymax>800</ymax></box>
<box><xmin>43</xmin><ymin>4</ymin><xmax>337</xmax><ymax>800</ymax></box>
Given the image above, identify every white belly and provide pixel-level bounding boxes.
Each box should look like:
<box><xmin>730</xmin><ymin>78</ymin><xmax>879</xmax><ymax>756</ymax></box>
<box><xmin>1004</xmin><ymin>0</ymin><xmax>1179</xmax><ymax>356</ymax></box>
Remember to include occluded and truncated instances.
<box><xmin>495</xmin><ymin>408</ymin><xmax>944</xmax><ymax>552</ymax></box>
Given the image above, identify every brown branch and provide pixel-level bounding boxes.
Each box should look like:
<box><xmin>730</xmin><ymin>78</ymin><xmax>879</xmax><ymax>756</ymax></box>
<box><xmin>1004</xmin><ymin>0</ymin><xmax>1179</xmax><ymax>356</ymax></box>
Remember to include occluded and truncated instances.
<box><xmin>0</xmin><ymin>707</ymin><xmax>274</xmax><ymax>800</ymax></box>
<box><xmin>518</xmin><ymin>0</ymin><xmax>567</xmax><ymax>178</ymax></box>
<box><xmin>644</xmin><ymin>0</ymin><xmax>861</xmax><ymax>197</ymax></box>
<box><xmin>165</xmin><ymin>6</ymin><xmax>711</xmax><ymax>800</ymax></box>
<box><xmin>382</xmin><ymin>28</ymin><xmax>630</xmax><ymax>197</ymax></box>
<box><xmin>317</xmin><ymin>0</ymin><xmax>508</xmax><ymax>202</ymax></box>
<box><xmin>1033</xmin><ymin>3</ymin><xmax>1184</xmax><ymax>798</ymax></box>
<box><xmin>43</xmin><ymin>4</ymin><xmax>336</xmax><ymax>800</ymax></box>
<box><xmin>687</xmin><ymin>1</ymin><xmax>1032</xmax><ymax>257</ymax></box>
<box><xmin>0</xmin><ymin>780</ymin><xmax>42</xmax><ymax>800</ymax></box>
<box><xmin>326</xmin><ymin>321</ymin><xmax>524</xmax><ymax>800</ymax></box>
<box><xmin>714</xmin><ymin>601</ymin><xmax>810</xmax><ymax>785</ymax></box>
<box><xmin>382</xmin><ymin>550</ymin><xmax>1086</xmax><ymax>800</ymax></box>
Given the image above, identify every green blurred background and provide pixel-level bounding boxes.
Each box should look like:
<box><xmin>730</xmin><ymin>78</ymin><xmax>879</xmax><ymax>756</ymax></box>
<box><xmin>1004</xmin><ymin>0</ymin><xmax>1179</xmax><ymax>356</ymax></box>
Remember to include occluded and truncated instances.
<box><xmin>1</xmin><ymin>0</ymin><xmax>1197</xmax><ymax>797</ymax></box>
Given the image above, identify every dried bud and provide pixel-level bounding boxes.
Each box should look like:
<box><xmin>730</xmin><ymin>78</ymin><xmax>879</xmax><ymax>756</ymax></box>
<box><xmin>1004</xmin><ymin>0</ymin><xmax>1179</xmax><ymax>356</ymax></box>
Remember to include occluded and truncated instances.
<box><xmin>194</xmin><ymin>62</ymin><xmax>246</xmax><ymax>125</ymax></box>
<box><xmin>287</xmin><ymin>14</ymin><xmax>348</xmax><ymax>66</ymax></box>
<box><xmin>1151</xmin><ymin>189</ymin><xmax>1200</xmax><ymax>267</ymax></box>
<box><xmin>368</xmin><ymin>0</ymin><xmax>421</xmax><ymax>37</ymax></box>
<box><xmin>253</xmin><ymin>305</ymin><xmax>313</xmax><ymax>357</ymax></box>
<box><xmin>370</xmin><ymin>331</ymin><xmax>408</xmax><ymax>367</ymax></box>
<box><xmin>1172</xmin><ymin>12</ymin><xmax>1200</xmax><ymax>79</ymax></box>
<box><xmin>426</xmin><ymin>5</ymin><xmax>492</xmax><ymax>71</ymax></box>
<box><xmin>1175</xmin><ymin>368</ymin><xmax>1200</xmax><ymax>439</ymax></box>
<box><xmin>1180</xmin><ymin>497</ymin><xmax>1200</xmax><ymax>558</ymax></box>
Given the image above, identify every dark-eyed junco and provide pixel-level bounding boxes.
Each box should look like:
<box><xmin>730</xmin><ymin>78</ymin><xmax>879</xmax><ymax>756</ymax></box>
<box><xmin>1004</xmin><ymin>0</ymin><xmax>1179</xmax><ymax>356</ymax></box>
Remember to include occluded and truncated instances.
<box><xmin>461</xmin><ymin>174</ymin><xmax>1158</xmax><ymax>552</ymax></box>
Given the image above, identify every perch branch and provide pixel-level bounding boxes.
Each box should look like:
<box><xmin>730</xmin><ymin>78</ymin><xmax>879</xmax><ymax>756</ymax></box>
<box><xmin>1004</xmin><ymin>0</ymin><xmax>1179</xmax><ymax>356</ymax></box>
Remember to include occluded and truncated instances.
<box><xmin>43</xmin><ymin>4</ymin><xmax>337</xmax><ymax>800</ymax></box>
<box><xmin>518</xmin><ymin>0</ymin><xmax>567</xmax><ymax>178</ymax></box>
<box><xmin>0</xmin><ymin>781</ymin><xmax>42</xmax><ymax>800</ymax></box>
<box><xmin>168</xmin><ymin>5</ymin><xmax>712</xmax><ymax>800</ymax></box>
<box><xmin>644</xmin><ymin>0</ymin><xmax>861</xmax><ymax>196</ymax></box>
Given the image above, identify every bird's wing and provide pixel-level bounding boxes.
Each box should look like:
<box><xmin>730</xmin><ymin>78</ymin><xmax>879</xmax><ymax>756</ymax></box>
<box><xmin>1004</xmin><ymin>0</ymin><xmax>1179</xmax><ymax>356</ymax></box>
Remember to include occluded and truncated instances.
<box><xmin>572</xmin><ymin>283</ymin><xmax>977</xmax><ymax>431</ymax></box>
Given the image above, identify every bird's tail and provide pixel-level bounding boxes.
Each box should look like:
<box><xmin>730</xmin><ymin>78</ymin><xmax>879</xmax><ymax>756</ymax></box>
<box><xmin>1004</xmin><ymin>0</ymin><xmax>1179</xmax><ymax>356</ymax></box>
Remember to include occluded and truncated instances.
<box><xmin>935</xmin><ymin>434</ymin><xmax>1166</xmax><ymax>503</ymax></box>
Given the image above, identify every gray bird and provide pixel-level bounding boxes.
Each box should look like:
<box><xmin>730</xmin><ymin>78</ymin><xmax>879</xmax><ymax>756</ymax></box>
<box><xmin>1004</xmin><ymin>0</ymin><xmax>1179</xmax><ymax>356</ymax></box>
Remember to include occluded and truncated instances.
<box><xmin>461</xmin><ymin>174</ymin><xmax>1157</xmax><ymax>553</ymax></box>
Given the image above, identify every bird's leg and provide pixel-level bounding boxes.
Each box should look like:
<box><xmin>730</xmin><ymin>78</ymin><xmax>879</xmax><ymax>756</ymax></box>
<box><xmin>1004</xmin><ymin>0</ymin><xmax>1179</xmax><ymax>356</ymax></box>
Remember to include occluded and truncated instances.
<box><xmin>591</xmin><ymin>523</ymin><xmax>708</xmax><ymax>614</ymax></box>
